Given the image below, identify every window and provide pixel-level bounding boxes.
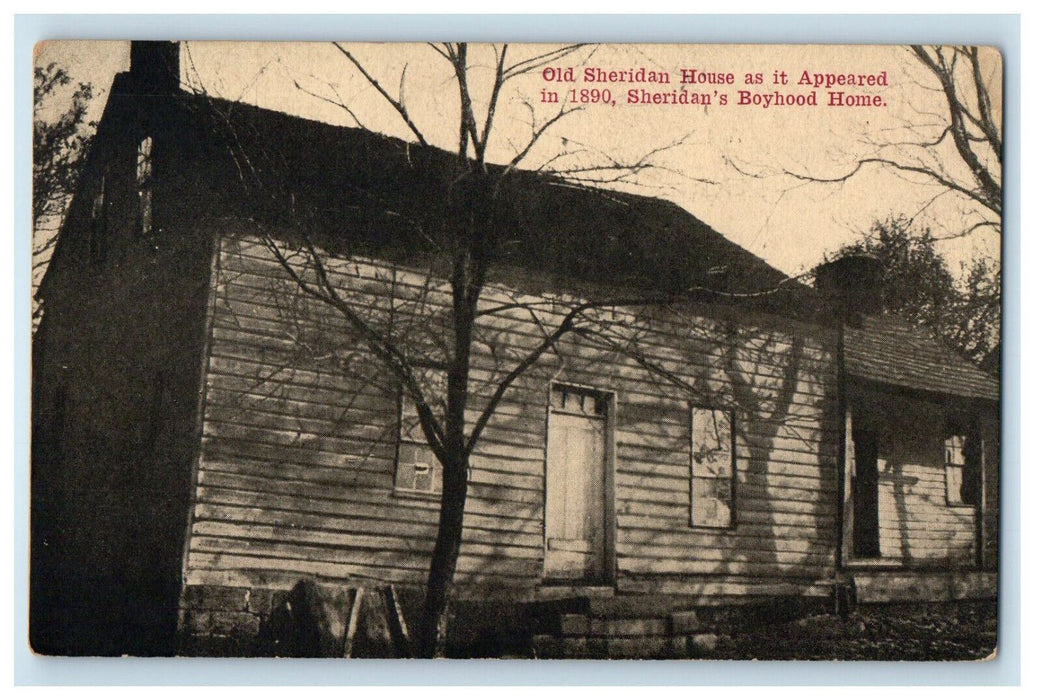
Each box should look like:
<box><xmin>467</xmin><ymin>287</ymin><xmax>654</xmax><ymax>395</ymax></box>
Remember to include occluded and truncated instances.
<box><xmin>945</xmin><ymin>425</ymin><xmax>981</xmax><ymax>507</ymax></box>
<box><xmin>690</xmin><ymin>406</ymin><xmax>735</xmax><ymax>528</ymax></box>
<box><xmin>393</xmin><ymin>393</ymin><xmax>442</xmax><ymax>497</ymax></box>
<box><xmin>136</xmin><ymin>136</ymin><xmax>154</xmax><ymax>238</ymax></box>
<box><xmin>89</xmin><ymin>174</ymin><xmax>108</xmax><ymax>265</ymax></box>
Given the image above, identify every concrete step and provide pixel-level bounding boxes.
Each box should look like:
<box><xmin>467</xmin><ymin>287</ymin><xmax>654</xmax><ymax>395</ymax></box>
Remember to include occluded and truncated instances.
<box><xmin>532</xmin><ymin>633</ymin><xmax>681</xmax><ymax>659</ymax></box>
<box><xmin>559</xmin><ymin>613</ymin><xmax>670</xmax><ymax>637</ymax></box>
<box><xmin>586</xmin><ymin>593</ymin><xmax>702</xmax><ymax>619</ymax></box>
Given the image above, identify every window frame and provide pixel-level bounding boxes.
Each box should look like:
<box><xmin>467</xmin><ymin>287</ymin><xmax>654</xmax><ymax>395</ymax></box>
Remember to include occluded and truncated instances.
<box><xmin>392</xmin><ymin>384</ymin><xmax>444</xmax><ymax>500</ymax></box>
<box><xmin>943</xmin><ymin>427</ymin><xmax>980</xmax><ymax>509</ymax></box>
<box><xmin>688</xmin><ymin>404</ymin><xmax>737</xmax><ymax>530</ymax></box>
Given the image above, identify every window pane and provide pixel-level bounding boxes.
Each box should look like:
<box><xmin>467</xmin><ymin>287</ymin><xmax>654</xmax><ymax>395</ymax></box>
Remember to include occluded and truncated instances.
<box><xmin>551</xmin><ymin>386</ymin><xmax>606</xmax><ymax>416</ymax></box>
<box><xmin>945</xmin><ymin>435</ymin><xmax>965</xmax><ymax>466</ymax></box>
<box><xmin>691</xmin><ymin>407</ymin><xmax>734</xmax><ymax>528</ymax></box>
<box><xmin>413</xmin><ymin>464</ymin><xmax>431</xmax><ymax>491</ymax></box>
<box><xmin>136</xmin><ymin>136</ymin><xmax>153</xmax><ymax>185</ymax></box>
<box><xmin>137</xmin><ymin>137</ymin><xmax>154</xmax><ymax>237</ymax></box>
<box><xmin>946</xmin><ymin>463</ymin><xmax>964</xmax><ymax>503</ymax></box>
<box><xmin>396</xmin><ymin>387</ymin><xmax>444</xmax><ymax>495</ymax></box>
<box><xmin>946</xmin><ymin>431</ymin><xmax>966</xmax><ymax>504</ymax></box>
<box><xmin>400</xmin><ymin>401</ymin><xmax>426</xmax><ymax>443</ymax></box>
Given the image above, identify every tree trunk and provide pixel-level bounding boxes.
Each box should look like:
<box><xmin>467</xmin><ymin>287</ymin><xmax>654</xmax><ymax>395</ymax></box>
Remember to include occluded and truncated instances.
<box><xmin>417</xmin><ymin>450</ymin><xmax>469</xmax><ymax>658</ymax></box>
<box><xmin>416</xmin><ymin>167</ymin><xmax>486</xmax><ymax>658</ymax></box>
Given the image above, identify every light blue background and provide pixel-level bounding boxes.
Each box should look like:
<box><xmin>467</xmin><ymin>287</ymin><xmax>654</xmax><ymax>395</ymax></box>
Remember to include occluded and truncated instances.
<box><xmin>13</xmin><ymin>13</ymin><xmax>1021</xmax><ymax>686</ymax></box>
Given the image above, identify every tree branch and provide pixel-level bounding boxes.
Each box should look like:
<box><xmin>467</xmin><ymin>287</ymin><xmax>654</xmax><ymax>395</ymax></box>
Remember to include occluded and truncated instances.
<box><xmin>333</xmin><ymin>43</ymin><xmax>429</xmax><ymax>147</ymax></box>
<box><xmin>258</xmin><ymin>230</ymin><xmax>449</xmax><ymax>462</ymax></box>
<box><xmin>910</xmin><ymin>45</ymin><xmax>1001</xmax><ymax>216</ymax></box>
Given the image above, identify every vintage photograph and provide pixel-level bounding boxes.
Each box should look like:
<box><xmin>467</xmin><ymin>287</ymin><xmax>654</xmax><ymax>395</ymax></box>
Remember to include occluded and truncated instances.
<box><xmin>30</xmin><ymin>40</ymin><xmax>1001</xmax><ymax>659</ymax></box>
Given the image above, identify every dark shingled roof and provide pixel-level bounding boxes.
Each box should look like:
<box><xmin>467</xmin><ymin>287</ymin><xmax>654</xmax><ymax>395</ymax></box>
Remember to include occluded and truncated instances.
<box><xmin>173</xmin><ymin>91</ymin><xmax>808</xmax><ymax>309</ymax></box>
<box><xmin>844</xmin><ymin>315</ymin><xmax>999</xmax><ymax>401</ymax></box>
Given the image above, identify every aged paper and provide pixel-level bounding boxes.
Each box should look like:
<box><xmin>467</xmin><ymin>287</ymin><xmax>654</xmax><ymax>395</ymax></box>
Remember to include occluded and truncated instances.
<box><xmin>31</xmin><ymin>41</ymin><xmax>1000</xmax><ymax>659</ymax></box>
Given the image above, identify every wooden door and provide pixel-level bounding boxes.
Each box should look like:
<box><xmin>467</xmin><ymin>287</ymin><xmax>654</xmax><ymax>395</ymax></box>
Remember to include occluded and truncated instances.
<box><xmin>544</xmin><ymin>386</ymin><xmax>608</xmax><ymax>581</ymax></box>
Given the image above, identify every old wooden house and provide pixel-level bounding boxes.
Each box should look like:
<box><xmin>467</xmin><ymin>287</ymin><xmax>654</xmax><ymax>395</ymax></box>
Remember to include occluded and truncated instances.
<box><xmin>30</xmin><ymin>42</ymin><xmax>999</xmax><ymax>657</ymax></box>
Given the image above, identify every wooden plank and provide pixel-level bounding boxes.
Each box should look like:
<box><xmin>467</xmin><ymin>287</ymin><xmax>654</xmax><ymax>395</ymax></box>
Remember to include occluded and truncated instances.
<box><xmin>200</xmin><ymin>456</ymin><xmax>396</xmax><ymax>487</ymax></box>
<box><xmin>191</xmin><ymin>509</ymin><xmax>543</xmax><ymax>550</ymax></box>
<box><xmin>189</xmin><ymin>536</ymin><xmax>543</xmax><ymax>578</ymax></box>
<box><xmin>189</xmin><ymin>521</ymin><xmax>542</xmax><ymax>560</ymax></box>
<box><xmin>186</xmin><ymin>551</ymin><xmax>427</xmax><ymax>586</ymax></box>
<box><xmin>201</xmin><ymin>435</ymin><xmax>395</xmax><ymax>472</ymax></box>
<box><xmin>617</xmin><ymin>509</ymin><xmax>833</xmax><ymax>529</ymax></box>
<box><xmin>615</xmin><ymin>472</ymin><xmax>834</xmax><ymax>500</ymax></box>
<box><xmin>201</xmin><ymin>434</ymin><xmax>547</xmax><ymax>492</ymax></box>
<box><xmin>205</xmin><ymin>375</ymin><xmax>397</xmax><ymax>412</ymax></box>
<box><xmin>197</xmin><ymin>467</ymin><xmax>543</xmax><ymax>510</ymax></box>
<box><xmin>193</xmin><ymin>502</ymin><xmax>542</xmax><ymax>541</ymax></box>
<box><xmin>616</xmin><ymin>488</ymin><xmax>835</xmax><ymax>517</ymax></box>
<box><xmin>194</xmin><ymin>483</ymin><xmax>542</xmax><ymax>525</ymax></box>
<box><xmin>616</xmin><ymin>555</ymin><xmax>828</xmax><ymax>579</ymax></box>
<box><xmin>614</xmin><ymin>456</ymin><xmax>837</xmax><ymax>487</ymax></box>
<box><xmin>204</xmin><ymin>403</ymin><xmax>397</xmax><ymax>441</ymax></box>
<box><xmin>615</xmin><ymin>540</ymin><xmax>832</xmax><ymax>566</ymax></box>
<box><xmin>619</xmin><ymin>526</ymin><xmax>833</xmax><ymax>550</ymax></box>
<box><xmin>616</xmin><ymin>576</ymin><xmax>831</xmax><ymax>598</ymax></box>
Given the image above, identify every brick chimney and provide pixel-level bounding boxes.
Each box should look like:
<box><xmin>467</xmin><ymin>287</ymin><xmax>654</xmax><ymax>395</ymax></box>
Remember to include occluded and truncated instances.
<box><xmin>129</xmin><ymin>41</ymin><xmax>181</xmax><ymax>95</ymax></box>
<box><xmin>815</xmin><ymin>253</ymin><xmax>885</xmax><ymax>324</ymax></box>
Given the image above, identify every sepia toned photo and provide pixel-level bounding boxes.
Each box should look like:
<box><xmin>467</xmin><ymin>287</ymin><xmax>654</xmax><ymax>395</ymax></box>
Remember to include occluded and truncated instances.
<box><xmin>30</xmin><ymin>40</ymin><xmax>1001</xmax><ymax>659</ymax></box>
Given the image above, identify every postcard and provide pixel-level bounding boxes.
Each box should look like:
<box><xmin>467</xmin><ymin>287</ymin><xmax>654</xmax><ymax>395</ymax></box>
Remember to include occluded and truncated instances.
<box><xmin>30</xmin><ymin>40</ymin><xmax>1001</xmax><ymax>659</ymax></box>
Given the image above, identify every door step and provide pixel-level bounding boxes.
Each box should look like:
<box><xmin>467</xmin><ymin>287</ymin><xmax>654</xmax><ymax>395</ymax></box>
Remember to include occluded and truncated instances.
<box><xmin>526</xmin><ymin>591</ymin><xmax>832</xmax><ymax>659</ymax></box>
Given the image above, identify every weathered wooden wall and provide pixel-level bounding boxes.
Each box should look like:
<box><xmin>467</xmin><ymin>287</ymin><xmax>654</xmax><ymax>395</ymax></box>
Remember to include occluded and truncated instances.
<box><xmin>31</xmin><ymin>74</ymin><xmax>217</xmax><ymax>655</ymax></box>
<box><xmin>181</xmin><ymin>233</ymin><xmax>840</xmax><ymax>607</ymax></box>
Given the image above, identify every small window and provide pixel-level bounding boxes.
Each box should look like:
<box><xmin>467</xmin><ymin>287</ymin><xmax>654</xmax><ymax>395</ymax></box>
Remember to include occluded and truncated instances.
<box><xmin>944</xmin><ymin>434</ymin><xmax>966</xmax><ymax>504</ymax></box>
<box><xmin>945</xmin><ymin>428</ymin><xmax>981</xmax><ymax>507</ymax></box>
<box><xmin>690</xmin><ymin>406</ymin><xmax>735</xmax><ymax>528</ymax></box>
<box><xmin>394</xmin><ymin>392</ymin><xmax>442</xmax><ymax>497</ymax></box>
<box><xmin>89</xmin><ymin>175</ymin><xmax>108</xmax><ymax>265</ymax></box>
<box><xmin>136</xmin><ymin>136</ymin><xmax>154</xmax><ymax>237</ymax></box>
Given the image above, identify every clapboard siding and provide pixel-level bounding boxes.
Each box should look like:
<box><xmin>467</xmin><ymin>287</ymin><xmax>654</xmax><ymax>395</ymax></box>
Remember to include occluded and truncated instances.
<box><xmin>183</xmin><ymin>233</ymin><xmax>841</xmax><ymax>596</ymax></box>
<box><xmin>843</xmin><ymin>385</ymin><xmax>980</xmax><ymax>567</ymax></box>
<box><xmin>195</xmin><ymin>485</ymin><xmax>541</xmax><ymax>529</ymax></box>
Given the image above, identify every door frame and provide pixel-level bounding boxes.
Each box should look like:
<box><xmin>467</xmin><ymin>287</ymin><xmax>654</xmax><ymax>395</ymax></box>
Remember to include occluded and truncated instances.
<box><xmin>541</xmin><ymin>382</ymin><xmax>616</xmax><ymax>584</ymax></box>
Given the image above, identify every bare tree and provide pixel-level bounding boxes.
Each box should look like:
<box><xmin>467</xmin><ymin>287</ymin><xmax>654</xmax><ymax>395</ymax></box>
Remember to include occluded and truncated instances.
<box><xmin>787</xmin><ymin>46</ymin><xmax>1001</xmax><ymax>240</ymax></box>
<box><xmin>185</xmin><ymin>42</ymin><xmax>721</xmax><ymax>657</ymax></box>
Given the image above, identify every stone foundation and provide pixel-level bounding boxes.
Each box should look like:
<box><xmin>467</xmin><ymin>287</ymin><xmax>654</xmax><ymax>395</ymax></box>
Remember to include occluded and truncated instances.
<box><xmin>178</xmin><ymin>584</ymin><xmax>273</xmax><ymax>656</ymax></box>
<box><xmin>178</xmin><ymin>571</ymin><xmax>999</xmax><ymax>658</ymax></box>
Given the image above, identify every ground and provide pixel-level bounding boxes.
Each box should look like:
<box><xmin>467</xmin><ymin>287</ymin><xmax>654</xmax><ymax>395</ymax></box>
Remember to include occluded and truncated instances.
<box><xmin>700</xmin><ymin>598</ymin><xmax>998</xmax><ymax>661</ymax></box>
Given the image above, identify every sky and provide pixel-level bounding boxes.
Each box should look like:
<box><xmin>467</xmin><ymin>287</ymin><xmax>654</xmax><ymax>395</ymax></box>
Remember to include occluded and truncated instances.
<box><xmin>33</xmin><ymin>39</ymin><xmax>1002</xmax><ymax>278</ymax></box>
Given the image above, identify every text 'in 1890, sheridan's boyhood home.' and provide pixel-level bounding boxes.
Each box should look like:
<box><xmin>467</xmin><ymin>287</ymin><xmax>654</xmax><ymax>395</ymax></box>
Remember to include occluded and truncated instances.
<box><xmin>30</xmin><ymin>42</ymin><xmax>999</xmax><ymax>658</ymax></box>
